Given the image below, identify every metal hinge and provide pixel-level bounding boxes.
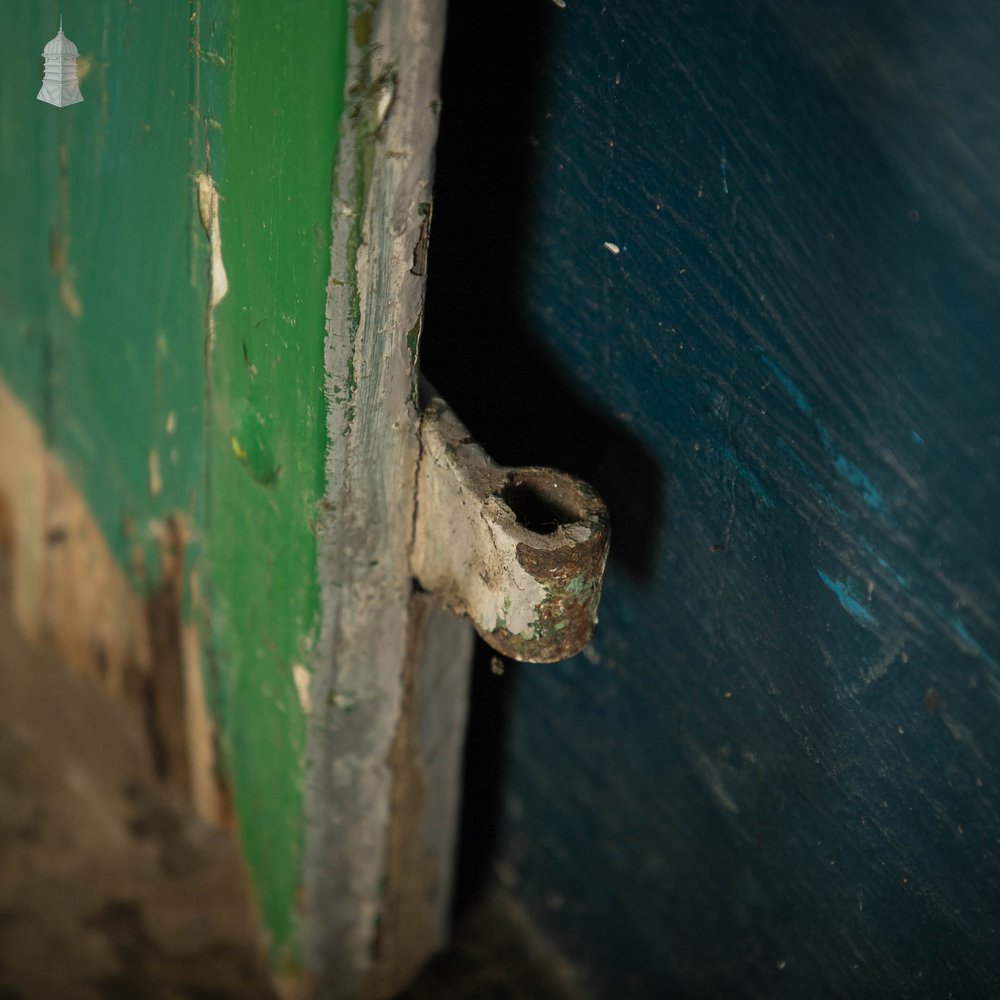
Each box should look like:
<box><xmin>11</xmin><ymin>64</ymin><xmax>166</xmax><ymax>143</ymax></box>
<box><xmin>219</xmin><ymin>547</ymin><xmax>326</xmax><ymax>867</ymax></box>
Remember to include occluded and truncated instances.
<box><xmin>411</xmin><ymin>387</ymin><xmax>609</xmax><ymax>663</ymax></box>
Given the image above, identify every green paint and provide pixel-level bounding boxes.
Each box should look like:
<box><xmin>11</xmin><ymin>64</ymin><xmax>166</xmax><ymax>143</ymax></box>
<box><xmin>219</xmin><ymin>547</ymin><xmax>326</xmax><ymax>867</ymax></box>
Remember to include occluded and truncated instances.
<box><xmin>1</xmin><ymin>0</ymin><xmax>350</xmax><ymax>968</ymax></box>
<box><xmin>199</xmin><ymin>0</ymin><xmax>347</xmax><ymax>963</ymax></box>
<box><xmin>493</xmin><ymin>595</ymin><xmax>513</xmax><ymax>633</ymax></box>
<box><xmin>0</xmin><ymin>2</ymin><xmax>208</xmax><ymax>581</ymax></box>
<box><xmin>231</xmin><ymin>401</ymin><xmax>281</xmax><ymax>487</ymax></box>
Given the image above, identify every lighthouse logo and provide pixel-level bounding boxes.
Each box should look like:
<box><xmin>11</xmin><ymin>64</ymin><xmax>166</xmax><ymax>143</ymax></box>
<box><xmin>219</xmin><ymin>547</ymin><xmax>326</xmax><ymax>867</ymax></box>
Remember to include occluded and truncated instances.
<box><xmin>38</xmin><ymin>17</ymin><xmax>83</xmax><ymax>108</ymax></box>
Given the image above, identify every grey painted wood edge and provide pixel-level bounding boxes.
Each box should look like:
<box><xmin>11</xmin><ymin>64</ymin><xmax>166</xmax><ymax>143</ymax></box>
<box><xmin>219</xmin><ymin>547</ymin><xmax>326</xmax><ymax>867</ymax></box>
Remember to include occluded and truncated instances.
<box><xmin>305</xmin><ymin>0</ymin><xmax>450</xmax><ymax>995</ymax></box>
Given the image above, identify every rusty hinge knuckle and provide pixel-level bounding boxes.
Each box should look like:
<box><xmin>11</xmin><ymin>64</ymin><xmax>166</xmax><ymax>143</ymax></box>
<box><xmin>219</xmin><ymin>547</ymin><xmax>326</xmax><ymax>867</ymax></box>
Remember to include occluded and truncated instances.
<box><xmin>411</xmin><ymin>391</ymin><xmax>609</xmax><ymax>663</ymax></box>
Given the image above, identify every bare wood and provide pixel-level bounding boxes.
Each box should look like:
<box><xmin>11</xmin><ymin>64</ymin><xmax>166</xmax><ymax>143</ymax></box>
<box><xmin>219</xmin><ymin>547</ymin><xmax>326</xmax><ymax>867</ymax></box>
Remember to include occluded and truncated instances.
<box><xmin>0</xmin><ymin>603</ymin><xmax>273</xmax><ymax>998</ymax></box>
<box><xmin>0</xmin><ymin>378</ymin><xmax>223</xmax><ymax>825</ymax></box>
<box><xmin>364</xmin><ymin>595</ymin><xmax>473</xmax><ymax>998</ymax></box>
<box><xmin>0</xmin><ymin>377</ymin><xmax>152</xmax><ymax>696</ymax></box>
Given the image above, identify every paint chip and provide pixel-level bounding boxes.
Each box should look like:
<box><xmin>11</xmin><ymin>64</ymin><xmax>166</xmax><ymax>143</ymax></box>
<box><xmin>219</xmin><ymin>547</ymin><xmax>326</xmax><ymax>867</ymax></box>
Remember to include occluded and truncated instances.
<box><xmin>149</xmin><ymin>448</ymin><xmax>162</xmax><ymax>497</ymax></box>
<box><xmin>292</xmin><ymin>664</ymin><xmax>312</xmax><ymax>715</ymax></box>
<box><xmin>196</xmin><ymin>172</ymin><xmax>229</xmax><ymax>309</ymax></box>
<box><xmin>373</xmin><ymin>74</ymin><xmax>396</xmax><ymax>131</ymax></box>
<box><xmin>603</xmin><ymin>241</ymin><xmax>621</xmax><ymax>255</ymax></box>
<box><xmin>816</xmin><ymin>569</ymin><xmax>878</xmax><ymax>628</ymax></box>
<box><xmin>60</xmin><ymin>280</ymin><xmax>83</xmax><ymax>318</ymax></box>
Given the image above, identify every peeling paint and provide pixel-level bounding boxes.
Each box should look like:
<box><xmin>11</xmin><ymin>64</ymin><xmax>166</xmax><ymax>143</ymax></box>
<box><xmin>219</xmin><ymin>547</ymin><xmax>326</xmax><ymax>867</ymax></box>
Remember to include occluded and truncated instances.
<box><xmin>0</xmin><ymin>379</ymin><xmax>223</xmax><ymax>827</ymax></box>
<box><xmin>59</xmin><ymin>280</ymin><xmax>83</xmax><ymax>319</ymax></box>
<box><xmin>308</xmin><ymin>1</ymin><xmax>461</xmax><ymax>989</ymax></box>
<box><xmin>762</xmin><ymin>353</ymin><xmax>885</xmax><ymax>514</ymax></box>
<box><xmin>292</xmin><ymin>663</ymin><xmax>313</xmax><ymax>715</ymax></box>
<box><xmin>761</xmin><ymin>353</ymin><xmax>812</xmax><ymax>416</ymax></box>
<box><xmin>196</xmin><ymin>172</ymin><xmax>229</xmax><ymax>311</ymax></box>
<box><xmin>721</xmin><ymin>447</ymin><xmax>774</xmax><ymax>508</ymax></box>
<box><xmin>817</xmin><ymin>569</ymin><xmax>878</xmax><ymax>628</ymax></box>
<box><xmin>833</xmin><ymin>454</ymin><xmax>884</xmax><ymax>511</ymax></box>
<box><xmin>949</xmin><ymin>617</ymin><xmax>999</xmax><ymax>672</ymax></box>
<box><xmin>195</xmin><ymin>0</ymin><xmax>344</xmax><ymax>962</ymax></box>
<box><xmin>149</xmin><ymin>448</ymin><xmax>163</xmax><ymax>497</ymax></box>
<box><xmin>0</xmin><ymin>378</ymin><xmax>152</xmax><ymax>692</ymax></box>
<box><xmin>413</xmin><ymin>391</ymin><xmax>609</xmax><ymax>662</ymax></box>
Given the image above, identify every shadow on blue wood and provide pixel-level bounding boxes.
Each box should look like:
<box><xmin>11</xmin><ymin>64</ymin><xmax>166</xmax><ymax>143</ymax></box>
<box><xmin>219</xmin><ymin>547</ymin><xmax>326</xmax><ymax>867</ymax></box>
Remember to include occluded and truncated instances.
<box><xmin>424</xmin><ymin>1</ymin><xmax>1000</xmax><ymax>997</ymax></box>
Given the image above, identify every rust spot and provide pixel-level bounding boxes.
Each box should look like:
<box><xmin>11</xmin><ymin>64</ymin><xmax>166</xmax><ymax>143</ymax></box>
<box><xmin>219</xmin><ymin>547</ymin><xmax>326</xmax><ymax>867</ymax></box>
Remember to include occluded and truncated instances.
<box><xmin>414</xmin><ymin>396</ymin><xmax>611</xmax><ymax>664</ymax></box>
<box><xmin>489</xmin><ymin>471</ymin><xmax>609</xmax><ymax>663</ymax></box>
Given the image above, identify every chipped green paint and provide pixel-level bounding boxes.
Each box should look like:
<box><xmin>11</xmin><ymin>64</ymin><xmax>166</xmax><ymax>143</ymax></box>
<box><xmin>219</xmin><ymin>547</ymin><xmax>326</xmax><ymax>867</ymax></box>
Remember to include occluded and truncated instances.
<box><xmin>1</xmin><ymin>0</ymin><xmax>350</xmax><ymax>969</ymax></box>
<box><xmin>197</xmin><ymin>0</ymin><xmax>348</xmax><ymax>964</ymax></box>
<box><xmin>230</xmin><ymin>402</ymin><xmax>281</xmax><ymax>488</ymax></box>
<box><xmin>332</xmin><ymin>32</ymin><xmax>397</xmax><ymax>441</ymax></box>
<box><xmin>0</xmin><ymin>3</ymin><xmax>208</xmax><ymax>584</ymax></box>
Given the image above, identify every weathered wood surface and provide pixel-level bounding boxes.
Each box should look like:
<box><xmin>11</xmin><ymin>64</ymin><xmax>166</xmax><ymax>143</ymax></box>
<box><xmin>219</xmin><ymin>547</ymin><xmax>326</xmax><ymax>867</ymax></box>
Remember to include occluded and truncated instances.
<box><xmin>1</xmin><ymin>2</ymin><xmax>352</xmax><ymax>970</ymax></box>
<box><xmin>307</xmin><ymin>0</ymin><xmax>456</xmax><ymax>994</ymax></box>
<box><xmin>426</xmin><ymin>0</ymin><xmax>1000</xmax><ymax>996</ymax></box>
<box><xmin>363</xmin><ymin>595</ymin><xmax>473</xmax><ymax>999</ymax></box>
<box><xmin>0</xmin><ymin>585</ymin><xmax>273</xmax><ymax>999</ymax></box>
<box><xmin>0</xmin><ymin>4</ymin><xmax>229</xmax><ymax>836</ymax></box>
<box><xmin>2</xmin><ymin>3</ymin><xmax>462</xmax><ymax>993</ymax></box>
<box><xmin>194</xmin><ymin>0</ymin><xmax>348</xmax><ymax>962</ymax></box>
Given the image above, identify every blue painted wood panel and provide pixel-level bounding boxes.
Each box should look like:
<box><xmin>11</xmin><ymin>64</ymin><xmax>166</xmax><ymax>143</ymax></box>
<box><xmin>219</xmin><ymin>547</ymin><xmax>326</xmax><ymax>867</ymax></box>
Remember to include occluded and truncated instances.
<box><xmin>425</xmin><ymin>1</ymin><xmax>1000</xmax><ymax>996</ymax></box>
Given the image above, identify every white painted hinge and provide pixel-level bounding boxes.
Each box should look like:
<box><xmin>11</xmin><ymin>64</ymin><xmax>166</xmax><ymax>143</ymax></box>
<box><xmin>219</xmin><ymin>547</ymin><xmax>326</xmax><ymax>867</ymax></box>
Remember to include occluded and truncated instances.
<box><xmin>412</xmin><ymin>388</ymin><xmax>609</xmax><ymax>663</ymax></box>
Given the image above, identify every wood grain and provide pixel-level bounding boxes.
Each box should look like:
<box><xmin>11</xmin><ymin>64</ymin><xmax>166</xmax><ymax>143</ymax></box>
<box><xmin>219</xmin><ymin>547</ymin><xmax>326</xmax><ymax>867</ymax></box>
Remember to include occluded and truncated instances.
<box><xmin>425</xmin><ymin>0</ymin><xmax>1000</xmax><ymax>996</ymax></box>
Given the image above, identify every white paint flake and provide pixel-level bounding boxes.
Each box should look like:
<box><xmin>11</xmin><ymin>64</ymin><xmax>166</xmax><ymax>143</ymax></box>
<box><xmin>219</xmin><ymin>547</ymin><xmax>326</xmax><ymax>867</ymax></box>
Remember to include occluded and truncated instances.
<box><xmin>292</xmin><ymin>663</ymin><xmax>313</xmax><ymax>715</ymax></box>
<box><xmin>148</xmin><ymin>448</ymin><xmax>162</xmax><ymax>497</ymax></box>
<box><xmin>196</xmin><ymin>172</ymin><xmax>229</xmax><ymax>309</ymax></box>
